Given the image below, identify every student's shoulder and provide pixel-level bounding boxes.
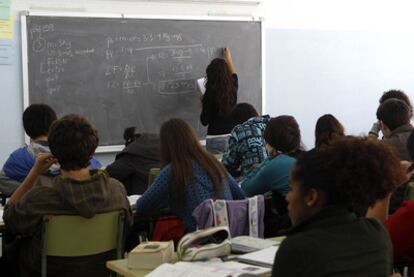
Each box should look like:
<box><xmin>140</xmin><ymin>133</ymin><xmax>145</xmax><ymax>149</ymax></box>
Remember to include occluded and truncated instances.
<box><xmin>6</xmin><ymin>146</ymin><xmax>32</xmax><ymax>162</ymax></box>
<box><xmin>271</xmin><ymin>154</ymin><xmax>296</xmax><ymax>166</ymax></box>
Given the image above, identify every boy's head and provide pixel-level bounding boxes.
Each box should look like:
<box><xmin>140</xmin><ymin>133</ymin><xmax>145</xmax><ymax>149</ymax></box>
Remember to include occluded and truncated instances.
<box><xmin>23</xmin><ymin>104</ymin><xmax>57</xmax><ymax>140</ymax></box>
<box><xmin>48</xmin><ymin>114</ymin><xmax>99</xmax><ymax>171</ymax></box>
<box><xmin>376</xmin><ymin>99</ymin><xmax>411</xmax><ymax>133</ymax></box>
<box><xmin>231</xmin><ymin>103</ymin><xmax>259</xmax><ymax>126</ymax></box>
<box><xmin>264</xmin><ymin>115</ymin><xmax>301</xmax><ymax>153</ymax></box>
<box><xmin>379</xmin><ymin>89</ymin><xmax>413</xmax><ymax>117</ymax></box>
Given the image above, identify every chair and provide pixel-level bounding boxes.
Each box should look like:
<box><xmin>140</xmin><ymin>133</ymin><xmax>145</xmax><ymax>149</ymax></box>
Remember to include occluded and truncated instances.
<box><xmin>41</xmin><ymin>211</ymin><xmax>124</xmax><ymax>277</ymax></box>
<box><xmin>148</xmin><ymin>167</ymin><xmax>161</xmax><ymax>186</ymax></box>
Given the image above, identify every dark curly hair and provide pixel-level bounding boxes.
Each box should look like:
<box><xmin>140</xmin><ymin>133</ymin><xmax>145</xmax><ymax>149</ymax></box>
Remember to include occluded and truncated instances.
<box><xmin>23</xmin><ymin>104</ymin><xmax>57</xmax><ymax>139</ymax></box>
<box><xmin>376</xmin><ymin>99</ymin><xmax>410</xmax><ymax>131</ymax></box>
<box><xmin>380</xmin><ymin>89</ymin><xmax>413</xmax><ymax>116</ymax></box>
<box><xmin>292</xmin><ymin>136</ymin><xmax>405</xmax><ymax>209</ymax></box>
<box><xmin>205</xmin><ymin>58</ymin><xmax>236</xmax><ymax>116</ymax></box>
<box><xmin>315</xmin><ymin>114</ymin><xmax>345</xmax><ymax>149</ymax></box>
<box><xmin>264</xmin><ymin>115</ymin><xmax>301</xmax><ymax>153</ymax></box>
<box><xmin>48</xmin><ymin>114</ymin><xmax>99</xmax><ymax>171</ymax></box>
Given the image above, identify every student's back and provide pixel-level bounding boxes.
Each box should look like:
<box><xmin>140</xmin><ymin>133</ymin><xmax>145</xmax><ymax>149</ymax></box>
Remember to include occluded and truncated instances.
<box><xmin>106</xmin><ymin>132</ymin><xmax>160</xmax><ymax>195</ymax></box>
<box><xmin>135</xmin><ymin>118</ymin><xmax>245</xmax><ymax>231</ymax></box>
<box><xmin>274</xmin><ymin>208</ymin><xmax>391</xmax><ymax>277</ymax></box>
<box><xmin>2</xmin><ymin>104</ymin><xmax>101</xmax><ymax>184</ymax></box>
<box><xmin>3</xmin><ymin>114</ymin><xmax>131</xmax><ymax>277</ymax></box>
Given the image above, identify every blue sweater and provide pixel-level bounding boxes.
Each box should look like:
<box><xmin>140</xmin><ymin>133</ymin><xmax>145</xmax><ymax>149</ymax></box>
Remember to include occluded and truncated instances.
<box><xmin>136</xmin><ymin>162</ymin><xmax>245</xmax><ymax>231</ymax></box>
<box><xmin>241</xmin><ymin>155</ymin><xmax>296</xmax><ymax>197</ymax></box>
<box><xmin>3</xmin><ymin>141</ymin><xmax>102</xmax><ymax>182</ymax></box>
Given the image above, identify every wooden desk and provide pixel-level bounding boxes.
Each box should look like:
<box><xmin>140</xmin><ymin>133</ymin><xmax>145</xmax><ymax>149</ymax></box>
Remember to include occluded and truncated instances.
<box><xmin>107</xmin><ymin>236</ymin><xmax>285</xmax><ymax>277</ymax></box>
<box><xmin>106</xmin><ymin>259</ymin><xmax>150</xmax><ymax>277</ymax></box>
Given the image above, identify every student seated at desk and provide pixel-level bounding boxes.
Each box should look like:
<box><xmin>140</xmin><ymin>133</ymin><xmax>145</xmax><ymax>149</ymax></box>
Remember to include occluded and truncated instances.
<box><xmin>241</xmin><ymin>116</ymin><xmax>300</xmax><ymax>197</ymax></box>
<box><xmin>273</xmin><ymin>137</ymin><xmax>404</xmax><ymax>277</ymax></box>
<box><xmin>314</xmin><ymin>114</ymin><xmax>345</xmax><ymax>149</ymax></box>
<box><xmin>136</xmin><ymin>118</ymin><xmax>245</xmax><ymax>232</ymax></box>
<box><xmin>221</xmin><ymin>103</ymin><xmax>270</xmax><ymax>179</ymax></box>
<box><xmin>1</xmin><ymin>104</ymin><xmax>101</xmax><ymax>186</ymax></box>
<box><xmin>2</xmin><ymin>114</ymin><xmax>132</xmax><ymax>277</ymax></box>
<box><xmin>106</xmin><ymin>127</ymin><xmax>161</xmax><ymax>195</ymax></box>
<box><xmin>367</xmin><ymin>130</ymin><xmax>414</xmax><ymax>274</ymax></box>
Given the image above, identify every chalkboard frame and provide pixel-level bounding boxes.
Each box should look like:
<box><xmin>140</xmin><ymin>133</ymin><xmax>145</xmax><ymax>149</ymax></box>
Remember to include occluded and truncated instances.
<box><xmin>21</xmin><ymin>11</ymin><xmax>263</xmax><ymax>153</ymax></box>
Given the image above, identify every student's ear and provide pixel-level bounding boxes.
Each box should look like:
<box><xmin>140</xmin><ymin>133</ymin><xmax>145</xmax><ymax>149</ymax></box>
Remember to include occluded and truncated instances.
<box><xmin>304</xmin><ymin>188</ymin><xmax>321</xmax><ymax>207</ymax></box>
<box><xmin>265</xmin><ymin>144</ymin><xmax>278</xmax><ymax>158</ymax></box>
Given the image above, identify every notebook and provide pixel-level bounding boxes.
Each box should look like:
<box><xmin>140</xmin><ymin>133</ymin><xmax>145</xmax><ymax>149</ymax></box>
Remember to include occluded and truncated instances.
<box><xmin>237</xmin><ymin>246</ymin><xmax>279</xmax><ymax>268</ymax></box>
<box><xmin>230</xmin><ymin>236</ymin><xmax>280</xmax><ymax>253</ymax></box>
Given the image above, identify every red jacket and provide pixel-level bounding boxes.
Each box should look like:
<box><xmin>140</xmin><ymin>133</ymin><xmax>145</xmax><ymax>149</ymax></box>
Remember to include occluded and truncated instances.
<box><xmin>385</xmin><ymin>200</ymin><xmax>414</xmax><ymax>268</ymax></box>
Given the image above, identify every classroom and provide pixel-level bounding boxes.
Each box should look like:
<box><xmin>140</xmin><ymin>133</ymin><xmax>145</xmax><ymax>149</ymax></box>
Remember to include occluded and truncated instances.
<box><xmin>1</xmin><ymin>0</ymin><xmax>414</xmax><ymax>276</ymax></box>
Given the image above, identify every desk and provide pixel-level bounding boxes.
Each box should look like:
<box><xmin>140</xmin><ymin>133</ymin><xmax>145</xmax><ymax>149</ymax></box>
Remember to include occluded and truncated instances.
<box><xmin>107</xmin><ymin>236</ymin><xmax>285</xmax><ymax>277</ymax></box>
<box><xmin>107</xmin><ymin>259</ymin><xmax>150</xmax><ymax>277</ymax></box>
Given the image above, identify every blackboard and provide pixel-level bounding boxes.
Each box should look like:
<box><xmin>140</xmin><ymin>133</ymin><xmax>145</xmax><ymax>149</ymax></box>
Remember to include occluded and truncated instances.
<box><xmin>23</xmin><ymin>15</ymin><xmax>262</xmax><ymax>148</ymax></box>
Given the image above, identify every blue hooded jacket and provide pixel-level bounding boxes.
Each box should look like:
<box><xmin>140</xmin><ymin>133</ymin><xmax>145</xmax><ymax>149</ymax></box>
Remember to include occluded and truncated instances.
<box><xmin>3</xmin><ymin>141</ymin><xmax>102</xmax><ymax>182</ymax></box>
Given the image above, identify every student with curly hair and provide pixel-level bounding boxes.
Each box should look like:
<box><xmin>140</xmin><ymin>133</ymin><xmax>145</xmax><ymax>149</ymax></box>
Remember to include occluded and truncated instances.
<box><xmin>273</xmin><ymin>137</ymin><xmax>405</xmax><ymax>277</ymax></box>
<box><xmin>3</xmin><ymin>114</ymin><xmax>131</xmax><ymax>277</ymax></box>
<box><xmin>314</xmin><ymin>114</ymin><xmax>345</xmax><ymax>149</ymax></box>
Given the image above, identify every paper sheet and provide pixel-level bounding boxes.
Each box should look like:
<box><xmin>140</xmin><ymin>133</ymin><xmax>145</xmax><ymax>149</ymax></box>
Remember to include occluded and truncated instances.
<box><xmin>146</xmin><ymin>261</ymin><xmax>270</xmax><ymax>277</ymax></box>
<box><xmin>197</xmin><ymin>77</ymin><xmax>206</xmax><ymax>95</ymax></box>
<box><xmin>0</xmin><ymin>41</ymin><xmax>14</xmax><ymax>64</ymax></box>
<box><xmin>127</xmin><ymin>194</ymin><xmax>141</xmax><ymax>208</ymax></box>
<box><xmin>0</xmin><ymin>0</ymin><xmax>10</xmax><ymax>20</ymax></box>
<box><xmin>0</xmin><ymin>15</ymin><xmax>13</xmax><ymax>39</ymax></box>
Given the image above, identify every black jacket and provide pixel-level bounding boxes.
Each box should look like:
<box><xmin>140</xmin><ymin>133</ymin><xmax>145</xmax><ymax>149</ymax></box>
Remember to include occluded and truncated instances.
<box><xmin>106</xmin><ymin>134</ymin><xmax>160</xmax><ymax>195</ymax></box>
<box><xmin>272</xmin><ymin>206</ymin><xmax>393</xmax><ymax>277</ymax></box>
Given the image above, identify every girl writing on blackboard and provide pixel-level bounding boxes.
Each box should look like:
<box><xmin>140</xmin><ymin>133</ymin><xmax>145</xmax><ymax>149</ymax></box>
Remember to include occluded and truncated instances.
<box><xmin>200</xmin><ymin>47</ymin><xmax>237</xmax><ymax>154</ymax></box>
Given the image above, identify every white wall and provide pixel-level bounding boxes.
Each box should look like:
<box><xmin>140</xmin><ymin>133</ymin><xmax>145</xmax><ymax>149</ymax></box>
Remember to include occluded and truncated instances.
<box><xmin>263</xmin><ymin>0</ymin><xmax>414</xmax><ymax>148</ymax></box>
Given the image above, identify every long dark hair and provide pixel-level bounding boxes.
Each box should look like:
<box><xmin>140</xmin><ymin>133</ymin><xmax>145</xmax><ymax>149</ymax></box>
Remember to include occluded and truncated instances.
<box><xmin>314</xmin><ymin>114</ymin><xmax>345</xmax><ymax>149</ymax></box>
<box><xmin>160</xmin><ymin>118</ymin><xmax>227</xmax><ymax>209</ymax></box>
<box><xmin>205</xmin><ymin>58</ymin><xmax>236</xmax><ymax>116</ymax></box>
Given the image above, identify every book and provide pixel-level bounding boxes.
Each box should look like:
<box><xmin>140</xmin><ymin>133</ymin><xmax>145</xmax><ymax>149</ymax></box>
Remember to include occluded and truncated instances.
<box><xmin>237</xmin><ymin>246</ymin><xmax>279</xmax><ymax>268</ymax></box>
<box><xmin>127</xmin><ymin>241</ymin><xmax>174</xmax><ymax>269</ymax></box>
<box><xmin>230</xmin><ymin>236</ymin><xmax>280</xmax><ymax>254</ymax></box>
<box><xmin>146</xmin><ymin>261</ymin><xmax>270</xmax><ymax>277</ymax></box>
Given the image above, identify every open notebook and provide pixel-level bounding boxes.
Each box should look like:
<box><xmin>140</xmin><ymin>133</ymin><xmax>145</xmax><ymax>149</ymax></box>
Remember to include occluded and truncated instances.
<box><xmin>147</xmin><ymin>261</ymin><xmax>270</xmax><ymax>277</ymax></box>
<box><xmin>237</xmin><ymin>246</ymin><xmax>279</xmax><ymax>268</ymax></box>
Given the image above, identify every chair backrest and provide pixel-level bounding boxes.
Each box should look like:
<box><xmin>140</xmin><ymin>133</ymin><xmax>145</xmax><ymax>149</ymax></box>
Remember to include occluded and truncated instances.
<box><xmin>148</xmin><ymin>167</ymin><xmax>161</xmax><ymax>186</ymax></box>
<box><xmin>41</xmin><ymin>211</ymin><xmax>124</xmax><ymax>276</ymax></box>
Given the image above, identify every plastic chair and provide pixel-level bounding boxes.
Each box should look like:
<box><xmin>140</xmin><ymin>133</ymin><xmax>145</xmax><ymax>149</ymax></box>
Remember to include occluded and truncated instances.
<box><xmin>148</xmin><ymin>167</ymin><xmax>161</xmax><ymax>186</ymax></box>
<box><xmin>41</xmin><ymin>211</ymin><xmax>124</xmax><ymax>277</ymax></box>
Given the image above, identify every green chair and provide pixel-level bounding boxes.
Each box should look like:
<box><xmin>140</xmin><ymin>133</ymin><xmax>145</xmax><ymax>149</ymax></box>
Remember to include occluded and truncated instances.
<box><xmin>148</xmin><ymin>167</ymin><xmax>161</xmax><ymax>186</ymax></box>
<box><xmin>41</xmin><ymin>211</ymin><xmax>124</xmax><ymax>277</ymax></box>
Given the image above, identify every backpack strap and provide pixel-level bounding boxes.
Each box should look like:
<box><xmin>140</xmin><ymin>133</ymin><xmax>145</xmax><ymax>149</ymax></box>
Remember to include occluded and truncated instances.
<box><xmin>212</xmin><ymin>199</ymin><xmax>229</xmax><ymax>230</ymax></box>
<box><xmin>248</xmin><ymin>196</ymin><xmax>259</xmax><ymax>237</ymax></box>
